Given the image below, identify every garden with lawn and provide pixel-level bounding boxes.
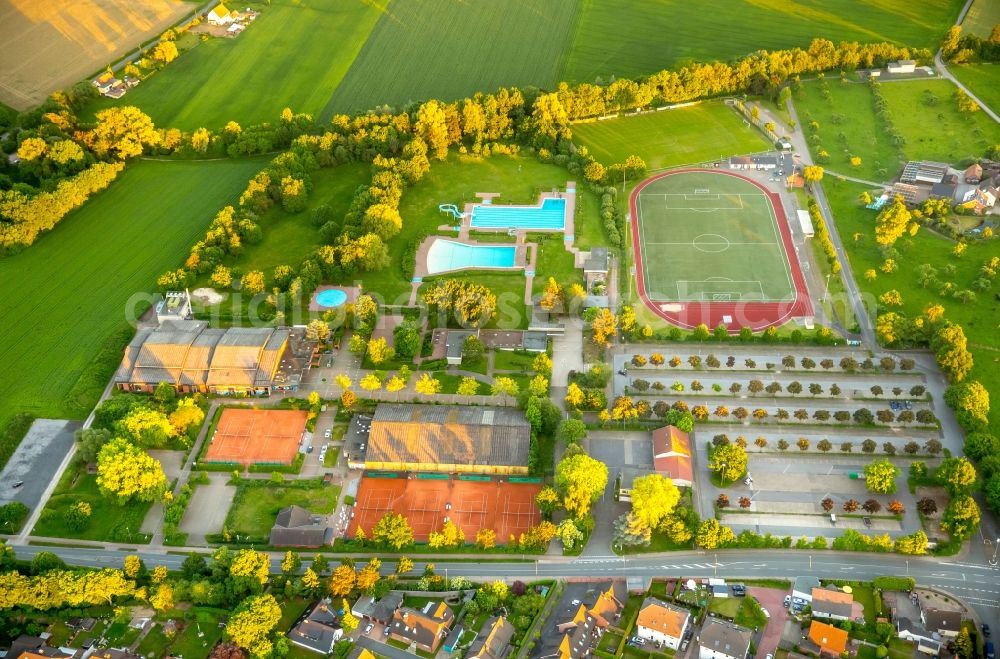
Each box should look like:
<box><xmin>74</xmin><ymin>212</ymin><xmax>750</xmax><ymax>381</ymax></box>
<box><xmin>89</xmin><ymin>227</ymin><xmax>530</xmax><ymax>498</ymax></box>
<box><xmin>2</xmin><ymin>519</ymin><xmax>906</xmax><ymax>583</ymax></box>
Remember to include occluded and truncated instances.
<box><xmin>224</xmin><ymin>480</ymin><xmax>341</xmax><ymax>538</ymax></box>
<box><xmin>572</xmin><ymin>103</ymin><xmax>769</xmax><ymax>172</ymax></box>
<box><xmin>0</xmin><ymin>157</ymin><xmax>266</xmax><ymax>465</ymax></box>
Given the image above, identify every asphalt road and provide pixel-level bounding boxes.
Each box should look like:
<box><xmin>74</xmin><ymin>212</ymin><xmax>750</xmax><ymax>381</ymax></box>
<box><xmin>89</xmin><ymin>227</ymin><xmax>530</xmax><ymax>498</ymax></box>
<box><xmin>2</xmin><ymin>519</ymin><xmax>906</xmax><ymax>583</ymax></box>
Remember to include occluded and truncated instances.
<box><xmin>12</xmin><ymin>545</ymin><xmax>999</xmax><ymax>620</ymax></box>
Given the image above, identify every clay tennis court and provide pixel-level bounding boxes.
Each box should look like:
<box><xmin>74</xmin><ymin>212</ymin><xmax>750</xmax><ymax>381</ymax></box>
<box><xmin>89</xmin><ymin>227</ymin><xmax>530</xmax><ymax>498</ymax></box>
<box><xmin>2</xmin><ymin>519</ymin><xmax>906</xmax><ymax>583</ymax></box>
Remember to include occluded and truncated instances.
<box><xmin>204</xmin><ymin>408</ymin><xmax>307</xmax><ymax>466</ymax></box>
<box><xmin>348</xmin><ymin>475</ymin><xmax>542</xmax><ymax>543</ymax></box>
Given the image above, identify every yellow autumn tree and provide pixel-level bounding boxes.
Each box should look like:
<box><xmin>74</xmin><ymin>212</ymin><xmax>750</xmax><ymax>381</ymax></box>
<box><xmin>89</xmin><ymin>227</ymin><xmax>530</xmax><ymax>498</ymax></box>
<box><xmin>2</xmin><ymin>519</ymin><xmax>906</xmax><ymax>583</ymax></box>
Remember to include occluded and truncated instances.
<box><xmin>415</xmin><ymin>373</ymin><xmax>442</xmax><ymax>395</ymax></box>
<box><xmin>96</xmin><ymin>438</ymin><xmax>167</xmax><ymax>504</ymax></box>
<box><xmin>225</xmin><ymin>594</ymin><xmax>281</xmax><ymax>658</ymax></box>
<box><xmin>87</xmin><ymin>106</ymin><xmax>160</xmax><ymax>159</ymax></box>
<box><xmin>230</xmin><ymin>549</ymin><xmax>270</xmax><ymax>586</ymax></box>
<box><xmin>169</xmin><ymin>399</ymin><xmax>204</xmax><ymax>435</ymax></box>
<box><xmin>589</xmin><ymin>308</ymin><xmax>618</xmax><ymax>346</ymax></box>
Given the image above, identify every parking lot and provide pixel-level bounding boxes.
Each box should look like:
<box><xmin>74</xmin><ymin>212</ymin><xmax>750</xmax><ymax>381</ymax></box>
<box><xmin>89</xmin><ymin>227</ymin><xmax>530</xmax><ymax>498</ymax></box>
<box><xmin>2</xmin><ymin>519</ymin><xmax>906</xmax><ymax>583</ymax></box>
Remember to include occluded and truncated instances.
<box><xmin>0</xmin><ymin>419</ymin><xmax>79</xmax><ymax>516</ymax></box>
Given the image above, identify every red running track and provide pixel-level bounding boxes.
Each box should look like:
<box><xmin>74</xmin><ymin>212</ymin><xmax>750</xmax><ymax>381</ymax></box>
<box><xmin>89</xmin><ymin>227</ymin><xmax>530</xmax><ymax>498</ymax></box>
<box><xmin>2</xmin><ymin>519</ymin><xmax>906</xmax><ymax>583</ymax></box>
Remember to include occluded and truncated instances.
<box><xmin>629</xmin><ymin>168</ymin><xmax>813</xmax><ymax>333</ymax></box>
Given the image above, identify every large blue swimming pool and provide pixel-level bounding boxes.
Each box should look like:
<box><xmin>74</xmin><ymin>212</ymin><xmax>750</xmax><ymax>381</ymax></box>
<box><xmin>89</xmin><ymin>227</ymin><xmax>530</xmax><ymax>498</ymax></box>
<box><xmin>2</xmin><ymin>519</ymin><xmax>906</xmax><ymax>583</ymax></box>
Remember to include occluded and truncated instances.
<box><xmin>470</xmin><ymin>197</ymin><xmax>566</xmax><ymax>230</ymax></box>
<box><xmin>426</xmin><ymin>240</ymin><xmax>516</xmax><ymax>275</ymax></box>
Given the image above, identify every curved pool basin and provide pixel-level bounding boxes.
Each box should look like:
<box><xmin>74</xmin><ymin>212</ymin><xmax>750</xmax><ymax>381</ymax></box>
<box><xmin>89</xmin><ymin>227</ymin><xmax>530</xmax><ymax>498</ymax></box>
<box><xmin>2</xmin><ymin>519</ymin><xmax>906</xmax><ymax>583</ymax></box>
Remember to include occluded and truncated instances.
<box><xmin>426</xmin><ymin>240</ymin><xmax>516</xmax><ymax>274</ymax></box>
<box><xmin>315</xmin><ymin>288</ymin><xmax>348</xmax><ymax>308</ymax></box>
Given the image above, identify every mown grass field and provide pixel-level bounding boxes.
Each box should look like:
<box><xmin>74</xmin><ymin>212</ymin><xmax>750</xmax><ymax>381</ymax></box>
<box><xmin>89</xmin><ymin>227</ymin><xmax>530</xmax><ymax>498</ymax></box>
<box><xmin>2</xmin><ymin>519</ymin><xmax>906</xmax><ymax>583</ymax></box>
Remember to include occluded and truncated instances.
<box><xmin>792</xmin><ymin>79</ymin><xmax>902</xmax><ymax>182</ymax></box>
<box><xmin>321</xmin><ymin>0</ymin><xmax>579</xmax><ymax>117</ymax></box>
<box><xmin>571</xmin><ymin>103</ymin><xmax>770</xmax><ymax>171</ymax></box>
<box><xmin>0</xmin><ymin>158</ymin><xmax>264</xmax><ymax>438</ymax></box>
<box><xmin>879</xmin><ymin>79</ymin><xmax>1000</xmax><ymax>164</ymax></box>
<box><xmin>561</xmin><ymin>0</ymin><xmax>965</xmax><ymax>83</ymax></box>
<box><xmin>961</xmin><ymin>0</ymin><xmax>1000</xmax><ymax>38</ymax></box>
<box><xmin>823</xmin><ymin>178</ymin><xmax>1000</xmax><ymax>438</ymax></box>
<box><xmin>33</xmin><ymin>470</ymin><xmax>153</xmax><ymax>541</ymax></box>
<box><xmin>359</xmin><ymin>154</ymin><xmax>603</xmax><ymax>302</ymax></box>
<box><xmin>227</xmin><ymin>484</ymin><xmax>340</xmax><ymax>537</ymax></box>
<box><xmin>85</xmin><ymin>0</ymin><xmax>386</xmax><ymax>130</ymax></box>
<box><xmin>950</xmin><ymin>63</ymin><xmax>1000</xmax><ymax>116</ymax></box>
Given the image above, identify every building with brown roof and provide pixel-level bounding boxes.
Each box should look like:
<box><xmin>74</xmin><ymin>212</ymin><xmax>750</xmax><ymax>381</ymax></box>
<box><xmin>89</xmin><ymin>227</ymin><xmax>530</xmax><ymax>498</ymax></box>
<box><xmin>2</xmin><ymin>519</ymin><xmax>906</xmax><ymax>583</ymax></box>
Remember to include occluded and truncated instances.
<box><xmin>388</xmin><ymin>601</ymin><xmax>455</xmax><ymax>653</ymax></box>
<box><xmin>533</xmin><ymin>581</ymin><xmax>626</xmax><ymax>659</ymax></box>
<box><xmin>965</xmin><ymin>163</ymin><xmax>983</xmax><ymax>184</ymax></box>
<box><xmin>651</xmin><ymin>425</ymin><xmax>694</xmax><ymax>486</ymax></box>
<box><xmin>807</xmin><ymin>621</ymin><xmax>848</xmax><ymax>657</ymax></box>
<box><xmin>698</xmin><ymin>619</ymin><xmax>752</xmax><ymax>659</ymax></box>
<box><xmin>467</xmin><ymin>616</ymin><xmax>516</xmax><ymax>659</ymax></box>
<box><xmin>270</xmin><ymin>505</ymin><xmax>332</xmax><ymax>547</ymax></box>
<box><xmin>810</xmin><ymin>587</ymin><xmax>854</xmax><ymax>621</ymax></box>
<box><xmin>636</xmin><ymin>598</ymin><xmax>690</xmax><ymax>649</ymax></box>
<box><xmin>921</xmin><ymin>608</ymin><xmax>962</xmax><ymax>638</ymax></box>
<box><xmin>113</xmin><ymin>320</ymin><xmax>297</xmax><ymax>396</ymax></box>
<box><xmin>364</xmin><ymin>403</ymin><xmax>531</xmax><ymax>475</ymax></box>
<box><xmin>287</xmin><ymin>599</ymin><xmax>343</xmax><ymax>655</ymax></box>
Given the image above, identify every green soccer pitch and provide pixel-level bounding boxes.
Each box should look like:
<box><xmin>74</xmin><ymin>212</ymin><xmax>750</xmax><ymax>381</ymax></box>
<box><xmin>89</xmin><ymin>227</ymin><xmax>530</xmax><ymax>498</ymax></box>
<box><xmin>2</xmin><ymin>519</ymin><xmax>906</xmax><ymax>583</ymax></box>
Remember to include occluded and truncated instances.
<box><xmin>630</xmin><ymin>170</ymin><xmax>797</xmax><ymax>303</ymax></box>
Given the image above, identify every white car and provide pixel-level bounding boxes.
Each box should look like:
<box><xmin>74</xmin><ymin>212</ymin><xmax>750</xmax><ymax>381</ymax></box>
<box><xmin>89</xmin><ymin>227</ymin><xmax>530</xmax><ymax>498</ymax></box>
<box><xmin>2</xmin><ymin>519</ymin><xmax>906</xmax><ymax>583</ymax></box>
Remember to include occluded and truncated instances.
<box><xmin>324</xmin><ymin>429</ymin><xmax>332</xmax><ymax>438</ymax></box>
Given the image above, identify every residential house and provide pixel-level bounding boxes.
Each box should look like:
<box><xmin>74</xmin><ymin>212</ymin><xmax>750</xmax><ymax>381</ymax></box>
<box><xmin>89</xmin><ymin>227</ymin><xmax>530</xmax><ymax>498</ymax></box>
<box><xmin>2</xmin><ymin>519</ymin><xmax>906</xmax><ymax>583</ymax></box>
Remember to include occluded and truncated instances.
<box><xmin>269</xmin><ymin>505</ymin><xmax>332</xmax><ymax>547</ymax></box>
<box><xmin>962</xmin><ymin>178</ymin><xmax>999</xmax><ymax>212</ymax></box>
<box><xmin>807</xmin><ymin>621</ymin><xmax>848</xmax><ymax>657</ymax></box>
<box><xmin>810</xmin><ymin>588</ymin><xmax>854</xmax><ymax>621</ymax></box>
<box><xmin>930</xmin><ymin>176</ymin><xmax>957</xmax><ymax>200</ymax></box>
<box><xmin>363</xmin><ymin>403</ymin><xmax>532</xmax><ymax>475</ymax></box>
<box><xmin>287</xmin><ymin>599</ymin><xmax>344</xmax><ymax>654</ymax></box>
<box><xmin>207</xmin><ymin>3</ymin><xmax>234</xmax><ymax>25</ymax></box>
<box><xmin>896</xmin><ymin>618</ymin><xmax>943</xmax><ymax>656</ymax></box>
<box><xmin>533</xmin><ymin>581</ymin><xmax>626</xmax><ymax>659</ymax></box>
<box><xmin>7</xmin><ymin>636</ymin><xmax>73</xmax><ymax>659</ymax></box>
<box><xmin>467</xmin><ymin>616</ymin><xmax>516</xmax><ymax>659</ymax></box>
<box><xmin>635</xmin><ymin>598</ymin><xmax>690</xmax><ymax>649</ymax></box>
<box><xmin>887</xmin><ymin>60</ymin><xmax>916</xmax><ymax>74</ymax></box>
<box><xmin>445</xmin><ymin>329</ymin><xmax>478</xmax><ymax>365</ymax></box>
<box><xmin>651</xmin><ymin>425</ymin><xmax>694</xmax><ymax>487</ymax></box>
<box><xmin>583</xmin><ymin>248</ymin><xmax>610</xmax><ymax>289</ymax></box>
<box><xmin>388</xmin><ymin>602</ymin><xmax>455</xmax><ymax>654</ymax></box>
<box><xmin>920</xmin><ymin>608</ymin><xmax>962</xmax><ymax>638</ymax></box>
<box><xmin>698</xmin><ymin>619</ymin><xmax>752</xmax><ymax>659</ymax></box>
<box><xmin>728</xmin><ymin>155</ymin><xmax>778</xmax><ymax>171</ymax></box>
<box><xmin>792</xmin><ymin>576</ymin><xmax>820</xmax><ymax>606</ymax></box>
<box><xmin>965</xmin><ymin>163</ymin><xmax>983</xmax><ymax>184</ymax></box>
<box><xmin>352</xmin><ymin>592</ymin><xmax>404</xmax><ymax>625</ymax></box>
<box><xmin>443</xmin><ymin>625</ymin><xmax>465</xmax><ymax>653</ymax></box>
<box><xmin>345</xmin><ymin>648</ymin><xmax>378</xmax><ymax>659</ymax></box>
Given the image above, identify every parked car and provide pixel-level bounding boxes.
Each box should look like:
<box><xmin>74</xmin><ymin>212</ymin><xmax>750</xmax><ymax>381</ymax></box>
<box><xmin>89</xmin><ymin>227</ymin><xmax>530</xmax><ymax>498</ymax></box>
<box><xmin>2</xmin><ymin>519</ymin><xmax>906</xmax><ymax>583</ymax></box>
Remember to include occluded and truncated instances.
<box><xmin>324</xmin><ymin>428</ymin><xmax>332</xmax><ymax>438</ymax></box>
<box><xmin>364</xmin><ymin>623</ymin><xmax>374</xmax><ymax>635</ymax></box>
<box><xmin>982</xmin><ymin>624</ymin><xmax>991</xmax><ymax>638</ymax></box>
<box><xmin>985</xmin><ymin>641</ymin><xmax>994</xmax><ymax>659</ymax></box>
<box><xmin>784</xmin><ymin>595</ymin><xmax>791</xmax><ymax>608</ymax></box>
<box><xmin>12</xmin><ymin>481</ymin><xmax>23</xmax><ymax>489</ymax></box>
<box><xmin>731</xmin><ymin>584</ymin><xmax>746</xmax><ymax>597</ymax></box>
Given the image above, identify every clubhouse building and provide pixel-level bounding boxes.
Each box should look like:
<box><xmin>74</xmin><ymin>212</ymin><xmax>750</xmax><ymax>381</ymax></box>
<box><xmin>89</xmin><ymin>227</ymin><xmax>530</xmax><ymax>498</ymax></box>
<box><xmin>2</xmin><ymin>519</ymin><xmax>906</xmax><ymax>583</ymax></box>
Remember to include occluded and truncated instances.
<box><xmin>113</xmin><ymin>320</ymin><xmax>309</xmax><ymax>396</ymax></box>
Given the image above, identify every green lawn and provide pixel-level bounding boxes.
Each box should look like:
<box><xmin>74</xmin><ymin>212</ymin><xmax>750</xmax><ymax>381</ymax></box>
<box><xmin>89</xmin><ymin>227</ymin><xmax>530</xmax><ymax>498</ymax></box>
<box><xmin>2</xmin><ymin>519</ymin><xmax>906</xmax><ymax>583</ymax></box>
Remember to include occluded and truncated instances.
<box><xmin>84</xmin><ymin>0</ymin><xmax>386</xmax><ymax>130</ymax></box>
<box><xmin>137</xmin><ymin>623</ymin><xmax>173</xmax><ymax>658</ymax></box>
<box><xmin>793</xmin><ymin>79</ymin><xmax>902</xmax><ymax>182</ymax></box>
<box><xmin>879</xmin><ymin>79</ymin><xmax>1000</xmax><ymax>165</ymax></box>
<box><xmin>169</xmin><ymin>609</ymin><xmax>226</xmax><ymax>659</ymax></box>
<box><xmin>950</xmin><ymin>63</ymin><xmax>1000</xmax><ymax>116</ymax></box>
<box><xmin>32</xmin><ymin>469</ymin><xmax>154</xmax><ymax>542</ymax></box>
<box><xmin>0</xmin><ymin>157</ymin><xmax>264</xmax><ymax>444</ymax></box>
<box><xmin>361</xmin><ymin>153</ymin><xmax>601</xmax><ymax>302</ymax></box>
<box><xmin>321</xmin><ymin>0</ymin><xmax>579</xmax><ymax>117</ymax></box>
<box><xmin>492</xmin><ymin>350</ymin><xmax>538</xmax><ymax>372</ymax></box>
<box><xmin>822</xmin><ymin>178</ymin><xmax>1000</xmax><ymax>438</ymax></box>
<box><xmin>561</xmin><ymin>0</ymin><xmax>964</xmax><ymax>83</ymax></box>
<box><xmin>708</xmin><ymin>597</ymin><xmax>742</xmax><ymax>618</ymax></box>
<box><xmin>531</xmin><ymin>234</ymin><xmax>584</xmax><ymax>295</ymax></box>
<box><xmin>226</xmin><ymin>484</ymin><xmax>341</xmax><ymax>537</ymax></box>
<box><xmin>962</xmin><ymin>0</ymin><xmax>1000</xmax><ymax>37</ymax></box>
<box><xmin>572</xmin><ymin>103</ymin><xmax>770</xmax><ymax>171</ymax></box>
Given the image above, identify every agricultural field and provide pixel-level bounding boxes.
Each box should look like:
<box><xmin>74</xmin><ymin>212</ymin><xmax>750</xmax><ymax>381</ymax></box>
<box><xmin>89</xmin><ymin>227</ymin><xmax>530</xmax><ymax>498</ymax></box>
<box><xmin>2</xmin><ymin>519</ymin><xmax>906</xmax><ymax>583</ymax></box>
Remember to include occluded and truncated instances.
<box><xmin>823</xmin><ymin>178</ymin><xmax>1000</xmax><ymax>436</ymax></box>
<box><xmin>0</xmin><ymin>0</ymin><xmax>193</xmax><ymax>110</ymax></box>
<box><xmin>792</xmin><ymin>79</ymin><xmax>902</xmax><ymax>182</ymax></box>
<box><xmin>961</xmin><ymin>0</ymin><xmax>1000</xmax><ymax>38</ymax></box>
<box><xmin>359</xmin><ymin>154</ymin><xmax>603</xmax><ymax>302</ymax></box>
<box><xmin>321</xmin><ymin>0</ymin><xmax>578</xmax><ymax>118</ymax></box>
<box><xmin>571</xmin><ymin>103</ymin><xmax>770</xmax><ymax>171</ymax></box>
<box><xmin>561</xmin><ymin>0</ymin><xmax>964</xmax><ymax>83</ymax></box>
<box><xmin>85</xmin><ymin>0</ymin><xmax>386</xmax><ymax>131</ymax></box>
<box><xmin>879</xmin><ymin>79</ymin><xmax>1000</xmax><ymax>164</ymax></box>
<box><xmin>0</xmin><ymin>158</ymin><xmax>265</xmax><ymax>440</ymax></box>
<box><xmin>950</xmin><ymin>63</ymin><xmax>1000</xmax><ymax>117</ymax></box>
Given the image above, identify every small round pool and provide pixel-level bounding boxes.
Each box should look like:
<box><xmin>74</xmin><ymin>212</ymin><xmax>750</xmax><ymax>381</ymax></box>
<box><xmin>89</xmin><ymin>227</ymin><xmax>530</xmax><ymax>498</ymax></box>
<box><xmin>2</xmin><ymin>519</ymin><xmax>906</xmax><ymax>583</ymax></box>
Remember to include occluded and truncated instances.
<box><xmin>315</xmin><ymin>288</ymin><xmax>347</xmax><ymax>308</ymax></box>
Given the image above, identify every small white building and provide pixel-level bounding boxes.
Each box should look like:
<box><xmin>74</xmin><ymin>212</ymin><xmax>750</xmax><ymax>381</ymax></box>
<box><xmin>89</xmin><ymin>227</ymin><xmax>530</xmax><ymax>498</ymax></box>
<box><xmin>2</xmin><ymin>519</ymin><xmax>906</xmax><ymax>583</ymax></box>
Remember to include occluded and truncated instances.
<box><xmin>796</xmin><ymin>209</ymin><xmax>815</xmax><ymax>238</ymax></box>
<box><xmin>636</xmin><ymin>598</ymin><xmax>690</xmax><ymax>650</ymax></box>
<box><xmin>888</xmin><ymin>60</ymin><xmax>916</xmax><ymax>74</ymax></box>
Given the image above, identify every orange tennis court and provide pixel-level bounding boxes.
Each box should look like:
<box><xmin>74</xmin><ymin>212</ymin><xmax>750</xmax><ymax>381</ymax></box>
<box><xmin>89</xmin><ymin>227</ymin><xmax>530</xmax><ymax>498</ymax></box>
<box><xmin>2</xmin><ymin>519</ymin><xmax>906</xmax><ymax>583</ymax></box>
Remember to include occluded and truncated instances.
<box><xmin>348</xmin><ymin>475</ymin><xmax>542</xmax><ymax>543</ymax></box>
<box><xmin>204</xmin><ymin>408</ymin><xmax>307</xmax><ymax>466</ymax></box>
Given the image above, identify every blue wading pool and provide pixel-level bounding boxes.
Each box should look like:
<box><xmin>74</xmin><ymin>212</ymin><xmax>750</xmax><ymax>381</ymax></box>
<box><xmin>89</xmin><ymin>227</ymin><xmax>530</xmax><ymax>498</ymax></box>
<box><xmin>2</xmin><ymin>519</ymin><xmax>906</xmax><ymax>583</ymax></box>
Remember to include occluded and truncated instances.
<box><xmin>426</xmin><ymin>240</ymin><xmax>516</xmax><ymax>275</ymax></box>
<box><xmin>469</xmin><ymin>196</ymin><xmax>566</xmax><ymax>230</ymax></box>
<box><xmin>315</xmin><ymin>288</ymin><xmax>348</xmax><ymax>308</ymax></box>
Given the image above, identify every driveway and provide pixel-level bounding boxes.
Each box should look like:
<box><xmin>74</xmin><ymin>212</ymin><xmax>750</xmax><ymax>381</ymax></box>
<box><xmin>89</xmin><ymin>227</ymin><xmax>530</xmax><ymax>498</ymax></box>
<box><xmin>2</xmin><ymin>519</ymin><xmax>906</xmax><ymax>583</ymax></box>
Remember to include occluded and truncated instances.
<box><xmin>179</xmin><ymin>475</ymin><xmax>236</xmax><ymax>542</ymax></box>
<box><xmin>749</xmin><ymin>586</ymin><xmax>791</xmax><ymax>658</ymax></box>
<box><xmin>0</xmin><ymin>419</ymin><xmax>79</xmax><ymax>517</ymax></box>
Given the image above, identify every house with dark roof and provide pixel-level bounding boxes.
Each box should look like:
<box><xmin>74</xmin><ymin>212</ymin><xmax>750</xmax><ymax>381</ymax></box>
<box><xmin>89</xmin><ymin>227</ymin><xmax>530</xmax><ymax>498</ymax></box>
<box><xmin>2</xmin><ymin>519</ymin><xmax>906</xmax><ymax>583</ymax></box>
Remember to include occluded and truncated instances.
<box><xmin>895</xmin><ymin>618</ymin><xmax>943</xmax><ymax>655</ymax></box>
<box><xmin>269</xmin><ymin>505</ymin><xmax>332</xmax><ymax>547</ymax></box>
<box><xmin>364</xmin><ymin>403</ymin><xmax>532</xmax><ymax>475</ymax></box>
<box><xmin>445</xmin><ymin>330</ymin><xmax>478</xmax><ymax>366</ymax></box>
<box><xmin>698</xmin><ymin>619</ymin><xmax>752</xmax><ymax>659</ymax></box>
<box><xmin>651</xmin><ymin>426</ymin><xmax>694</xmax><ymax>486</ymax></box>
<box><xmin>636</xmin><ymin>598</ymin><xmax>690</xmax><ymax>649</ymax></box>
<box><xmin>533</xmin><ymin>581</ymin><xmax>626</xmax><ymax>659</ymax></box>
<box><xmin>287</xmin><ymin>599</ymin><xmax>343</xmax><ymax>654</ymax></box>
<box><xmin>810</xmin><ymin>587</ymin><xmax>855</xmax><ymax>621</ymax></box>
<box><xmin>806</xmin><ymin>621</ymin><xmax>848</xmax><ymax>657</ymax></box>
<box><xmin>388</xmin><ymin>601</ymin><xmax>455</xmax><ymax>653</ymax></box>
<box><xmin>353</xmin><ymin>592</ymin><xmax>404</xmax><ymax>625</ymax></box>
<box><xmin>583</xmin><ymin>248</ymin><xmax>610</xmax><ymax>289</ymax></box>
<box><xmin>7</xmin><ymin>636</ymin><xmax>73</xmax><ymax>659</ymax></box>
<box><xmin>920</xmin><ymin>608</ymin><xmax>962</xmax><ymax>638</ymax></box>
<box><xmin>467</xmin><ymin>616</ymin><xmax>516</xmax><ymax>659</ymax></box>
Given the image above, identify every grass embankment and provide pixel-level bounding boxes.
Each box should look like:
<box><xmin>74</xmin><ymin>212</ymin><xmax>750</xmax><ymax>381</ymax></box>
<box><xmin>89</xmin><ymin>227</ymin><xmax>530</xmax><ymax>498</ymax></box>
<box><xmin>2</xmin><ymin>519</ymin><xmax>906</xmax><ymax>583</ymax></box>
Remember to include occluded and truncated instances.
<box><xmin>561</xmin><ymin>0</ymin><xmax>963</xmax><ymax>82</ymax></box>
<box><xmin>572</xmin><ymin>103</ymin><xmax>770</xmax><ymax>171</ymax></box>
<box><xmin>85</xmin><ymin>0</ymin><xmax>386</xmax><ymax>130</ymax></box>
<box><xmin>322</xmin><ymin>0</ymin><xmax>579</xmax><ymax>117</ymax></box>
<box><xmin>0</xmin><ymin>158</ymin><xmax>265</xmax><ymax>456</ymax></box>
